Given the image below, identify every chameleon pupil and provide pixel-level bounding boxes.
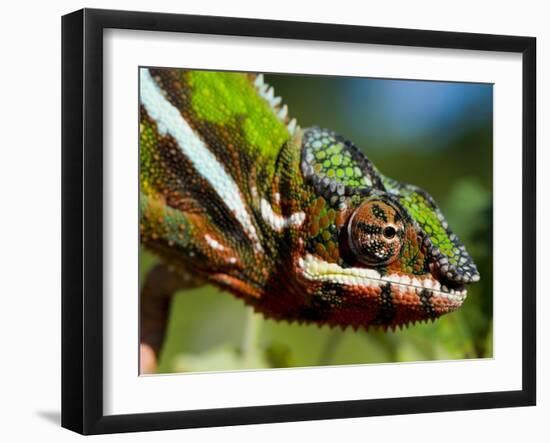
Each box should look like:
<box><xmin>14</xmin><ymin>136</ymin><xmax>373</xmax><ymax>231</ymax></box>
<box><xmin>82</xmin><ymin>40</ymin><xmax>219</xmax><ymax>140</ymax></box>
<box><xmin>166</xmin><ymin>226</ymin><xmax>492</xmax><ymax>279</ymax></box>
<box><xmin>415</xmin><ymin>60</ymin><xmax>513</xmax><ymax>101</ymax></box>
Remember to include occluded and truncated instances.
<box><xmin>383</xmin><ymin>226</ymin><xmax>396</xmax><ymax>239</ymax></box>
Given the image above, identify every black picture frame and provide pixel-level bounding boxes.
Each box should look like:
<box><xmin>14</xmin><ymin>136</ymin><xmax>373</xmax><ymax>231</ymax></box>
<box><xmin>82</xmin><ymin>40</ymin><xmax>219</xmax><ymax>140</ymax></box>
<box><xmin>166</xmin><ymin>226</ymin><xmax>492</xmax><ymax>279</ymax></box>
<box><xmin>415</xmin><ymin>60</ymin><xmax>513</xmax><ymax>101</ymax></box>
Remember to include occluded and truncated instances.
<box><xmin>61</xmin><ymin>8</ymin><xmax>536</xmax><ymax>435</ymax></box>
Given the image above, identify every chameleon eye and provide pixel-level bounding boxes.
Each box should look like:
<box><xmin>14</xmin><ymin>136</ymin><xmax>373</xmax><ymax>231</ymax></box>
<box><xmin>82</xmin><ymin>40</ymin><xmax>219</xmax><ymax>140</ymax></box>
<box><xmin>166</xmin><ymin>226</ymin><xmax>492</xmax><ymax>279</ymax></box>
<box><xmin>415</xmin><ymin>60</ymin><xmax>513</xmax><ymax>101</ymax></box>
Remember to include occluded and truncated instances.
<box><xmin>347</xmin><ymin>199</ymin><xmax>404</xmax><ymax>266</ymax></box>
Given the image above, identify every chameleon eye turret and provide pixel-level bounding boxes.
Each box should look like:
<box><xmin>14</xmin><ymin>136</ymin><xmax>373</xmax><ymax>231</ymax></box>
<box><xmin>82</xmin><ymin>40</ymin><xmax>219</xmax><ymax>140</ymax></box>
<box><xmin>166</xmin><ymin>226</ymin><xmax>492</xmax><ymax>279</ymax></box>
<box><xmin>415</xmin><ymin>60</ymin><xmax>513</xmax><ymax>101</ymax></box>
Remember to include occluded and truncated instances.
<box><xmin>347</xmin><ymin>199</ymin><xmax>405</xmax><ymax>266</ymax></box>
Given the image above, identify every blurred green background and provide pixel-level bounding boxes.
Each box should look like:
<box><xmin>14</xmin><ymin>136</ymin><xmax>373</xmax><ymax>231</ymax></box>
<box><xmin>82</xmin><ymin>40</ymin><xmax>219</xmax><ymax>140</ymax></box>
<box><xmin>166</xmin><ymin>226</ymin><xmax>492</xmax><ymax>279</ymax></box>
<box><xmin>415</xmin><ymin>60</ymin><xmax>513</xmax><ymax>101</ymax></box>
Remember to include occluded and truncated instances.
<box><xmin>140</xmin><ymin>73</ymin><xmax>493</xmax><ymax>374</ymax></box>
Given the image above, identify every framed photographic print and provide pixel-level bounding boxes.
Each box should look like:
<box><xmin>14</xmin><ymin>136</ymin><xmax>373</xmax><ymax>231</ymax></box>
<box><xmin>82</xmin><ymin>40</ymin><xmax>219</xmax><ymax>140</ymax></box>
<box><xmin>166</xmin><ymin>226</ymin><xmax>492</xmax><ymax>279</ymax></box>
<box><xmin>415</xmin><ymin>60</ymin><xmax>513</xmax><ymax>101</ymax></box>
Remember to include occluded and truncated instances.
<box><xmin>61</xmin><ymin>8</ymin><xmax>536</xmax><ymax>435</ymax></box>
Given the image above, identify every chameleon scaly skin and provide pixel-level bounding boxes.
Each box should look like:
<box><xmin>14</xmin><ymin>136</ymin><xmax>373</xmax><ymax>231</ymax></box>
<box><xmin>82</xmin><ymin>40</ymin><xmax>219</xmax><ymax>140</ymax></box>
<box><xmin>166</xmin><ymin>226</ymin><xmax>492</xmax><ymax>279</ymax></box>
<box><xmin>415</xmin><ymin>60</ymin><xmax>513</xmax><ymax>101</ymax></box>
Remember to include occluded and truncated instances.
<box><xmin>139</xmin><ymin>67</ymin><xmax>480</xmax><ymax>332</ymax></box>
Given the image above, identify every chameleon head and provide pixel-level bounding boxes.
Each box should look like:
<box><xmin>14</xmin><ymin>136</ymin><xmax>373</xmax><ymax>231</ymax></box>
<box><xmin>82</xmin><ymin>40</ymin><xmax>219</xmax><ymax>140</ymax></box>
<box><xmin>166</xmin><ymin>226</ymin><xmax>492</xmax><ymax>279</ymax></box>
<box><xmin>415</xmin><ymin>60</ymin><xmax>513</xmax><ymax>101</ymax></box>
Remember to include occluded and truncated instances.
<box><xmin>298</xmin><ymin>127</ymin><xmax>480</xmax><ymax>329</ymax></box>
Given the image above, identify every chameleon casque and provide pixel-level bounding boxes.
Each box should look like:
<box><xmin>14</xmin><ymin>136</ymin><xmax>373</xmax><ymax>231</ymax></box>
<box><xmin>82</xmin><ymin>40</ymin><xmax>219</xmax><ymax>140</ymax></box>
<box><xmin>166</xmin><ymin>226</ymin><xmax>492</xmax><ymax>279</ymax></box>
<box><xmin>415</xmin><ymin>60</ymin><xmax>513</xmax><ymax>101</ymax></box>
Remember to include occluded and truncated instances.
<box><xmin>139</xmin><ymin>67</ymin><xmax>480</xmax><ymax>367</ymax></box>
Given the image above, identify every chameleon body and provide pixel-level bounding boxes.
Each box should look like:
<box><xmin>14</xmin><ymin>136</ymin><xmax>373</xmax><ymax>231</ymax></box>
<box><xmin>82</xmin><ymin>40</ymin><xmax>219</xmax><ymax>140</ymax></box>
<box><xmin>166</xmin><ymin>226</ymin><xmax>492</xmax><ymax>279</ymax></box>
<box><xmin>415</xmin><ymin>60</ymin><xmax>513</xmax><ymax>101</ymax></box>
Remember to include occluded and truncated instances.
<box><xmin>139</xmin><ymin>67</ymin><xmax>480</xmax><ymax>334</ymax></box>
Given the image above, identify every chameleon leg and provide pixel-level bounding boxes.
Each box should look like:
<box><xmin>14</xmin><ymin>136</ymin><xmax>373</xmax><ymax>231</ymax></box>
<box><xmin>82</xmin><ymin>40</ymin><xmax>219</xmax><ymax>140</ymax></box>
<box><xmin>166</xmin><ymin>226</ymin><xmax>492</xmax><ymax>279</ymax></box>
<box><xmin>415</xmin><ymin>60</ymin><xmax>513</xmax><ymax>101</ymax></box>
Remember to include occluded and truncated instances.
<box><xmin>140</xmin><ymin>262</ymin><xmax>203</xmax><ymax>374</ymax></box>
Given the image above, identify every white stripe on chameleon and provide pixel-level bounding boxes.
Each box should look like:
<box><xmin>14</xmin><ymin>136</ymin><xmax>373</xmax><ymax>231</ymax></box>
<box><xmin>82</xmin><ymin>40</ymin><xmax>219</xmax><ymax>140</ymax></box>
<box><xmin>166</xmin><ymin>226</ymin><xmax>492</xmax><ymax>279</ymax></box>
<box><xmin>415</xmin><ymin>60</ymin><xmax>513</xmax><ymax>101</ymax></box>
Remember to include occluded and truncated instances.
<box><xmin>204</xmin><ymin>234</ymin><xmax>226</xmax><ymax>251</ymax></box>
<box><xmin>140</xmin><ymin>68</ymin><xmax>263</xmax><ymax>253</ymax></box>
<box><xmin>204</xmin><ymin>234</ymin><xmax>238</xmax><ymax>264</ymax></box>
<box><xmin>260</xmin><ymin>198</ymin><xmax>305</xmax><ymax>232</ymax></box>
<box><xmin>298</xmin><ymin>254</ymin><xmax>467</xmax><ymax>303</ymax></box>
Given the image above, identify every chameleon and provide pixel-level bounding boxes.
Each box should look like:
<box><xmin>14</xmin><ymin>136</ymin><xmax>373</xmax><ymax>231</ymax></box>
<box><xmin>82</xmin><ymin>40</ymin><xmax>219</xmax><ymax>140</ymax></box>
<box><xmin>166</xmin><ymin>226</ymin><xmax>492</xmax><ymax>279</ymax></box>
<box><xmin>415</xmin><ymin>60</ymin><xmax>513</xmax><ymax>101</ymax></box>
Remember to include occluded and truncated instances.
<box><xmin>138</xmin><ymin>67</ymin><xmax>480</xmax><ymax>368</ymax></box>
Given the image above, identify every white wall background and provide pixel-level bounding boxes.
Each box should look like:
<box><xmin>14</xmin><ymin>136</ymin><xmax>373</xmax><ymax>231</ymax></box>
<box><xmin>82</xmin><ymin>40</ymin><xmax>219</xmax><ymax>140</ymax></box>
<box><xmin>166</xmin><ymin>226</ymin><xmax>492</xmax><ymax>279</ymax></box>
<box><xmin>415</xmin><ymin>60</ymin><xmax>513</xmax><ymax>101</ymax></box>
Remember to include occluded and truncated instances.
<box><xmin>0</xmin><ymin>0</ymin><xmax>545</xmax><ymax>441</ymax></box>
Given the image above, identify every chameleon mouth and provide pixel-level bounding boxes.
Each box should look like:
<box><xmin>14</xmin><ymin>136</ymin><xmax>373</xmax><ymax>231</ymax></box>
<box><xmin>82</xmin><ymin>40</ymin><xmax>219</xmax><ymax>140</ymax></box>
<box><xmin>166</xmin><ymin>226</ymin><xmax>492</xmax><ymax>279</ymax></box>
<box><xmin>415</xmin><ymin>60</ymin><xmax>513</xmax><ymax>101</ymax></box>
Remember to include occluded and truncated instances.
<box><xmin>298</xmin><ymin>254</ymin><xmax>467</xmax><ymax>304</ymax></box>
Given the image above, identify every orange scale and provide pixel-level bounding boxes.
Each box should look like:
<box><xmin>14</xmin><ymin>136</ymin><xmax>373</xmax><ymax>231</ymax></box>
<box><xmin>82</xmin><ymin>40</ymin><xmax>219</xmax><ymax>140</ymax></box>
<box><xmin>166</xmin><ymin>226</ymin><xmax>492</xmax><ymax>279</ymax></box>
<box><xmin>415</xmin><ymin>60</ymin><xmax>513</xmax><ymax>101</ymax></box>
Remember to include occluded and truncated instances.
<box><xmin>409</xmin><ymin>293</ymin><xmax>423</xmax><ymax>305</ymax></box>
<box><xmin>392</xmin><ymin>291</ymin><xmax>408</xmax><ymax>303</ymax></box>
<box><xmin>365</xmin><ymin>286</ymin><xmax>382</xmax><ymax>299</ymax></box>
<box><xmin>431</xmin><ymin>296</ymin><xmax>450</xmax><ymax>308</ymax></box>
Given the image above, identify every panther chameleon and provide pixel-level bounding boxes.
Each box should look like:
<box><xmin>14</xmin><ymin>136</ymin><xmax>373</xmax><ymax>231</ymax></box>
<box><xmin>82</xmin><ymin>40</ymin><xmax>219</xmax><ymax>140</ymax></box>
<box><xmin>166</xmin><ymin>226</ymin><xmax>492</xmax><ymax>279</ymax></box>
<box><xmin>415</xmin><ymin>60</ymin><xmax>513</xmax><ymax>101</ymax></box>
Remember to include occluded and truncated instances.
<box><xmin>138</xmin><ymin>67</ymin><xmax>480</xmax><ymax>371</ymax></box>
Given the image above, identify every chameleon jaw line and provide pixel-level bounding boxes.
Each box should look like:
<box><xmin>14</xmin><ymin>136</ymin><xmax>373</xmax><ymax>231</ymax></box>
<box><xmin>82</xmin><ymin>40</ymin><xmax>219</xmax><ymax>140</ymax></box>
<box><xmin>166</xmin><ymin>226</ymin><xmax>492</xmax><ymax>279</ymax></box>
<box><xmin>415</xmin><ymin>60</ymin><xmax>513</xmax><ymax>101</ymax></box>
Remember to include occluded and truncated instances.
<box><xmin>298</xmin><ymin>254</ymin><xmax>467</xmax><ymax>304</ymax></box>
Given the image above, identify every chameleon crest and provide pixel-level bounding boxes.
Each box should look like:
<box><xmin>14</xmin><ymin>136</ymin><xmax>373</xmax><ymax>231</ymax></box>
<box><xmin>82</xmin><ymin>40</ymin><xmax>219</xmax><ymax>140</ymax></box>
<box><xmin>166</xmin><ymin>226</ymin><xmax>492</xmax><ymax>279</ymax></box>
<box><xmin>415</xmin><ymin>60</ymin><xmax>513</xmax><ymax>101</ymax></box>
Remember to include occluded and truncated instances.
<box><xmin>139</xmin><ymin>67</ymin><xmax>480</xmax><ymax>349</ymax></box>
